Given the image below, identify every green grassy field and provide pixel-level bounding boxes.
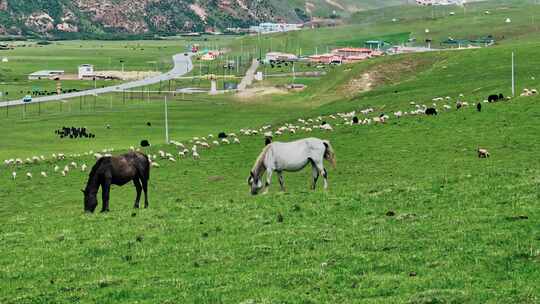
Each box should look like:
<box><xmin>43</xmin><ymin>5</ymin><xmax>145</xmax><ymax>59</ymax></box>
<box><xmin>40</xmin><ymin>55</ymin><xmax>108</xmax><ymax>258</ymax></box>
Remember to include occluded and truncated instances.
<box><xmin>0</xmin><ymin>39</ymin><xmax>189</xmax><ymax>100</ymax></box>
<box><xmin>1</xmin><ymin>1</ymin><xmax>540</xmax><ymax>303</ymax></box>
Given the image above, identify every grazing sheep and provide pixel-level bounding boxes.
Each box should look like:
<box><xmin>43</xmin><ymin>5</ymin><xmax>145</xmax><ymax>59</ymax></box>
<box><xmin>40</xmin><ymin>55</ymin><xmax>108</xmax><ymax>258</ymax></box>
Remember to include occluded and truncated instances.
<box><xmin>221</xmin><ymin>138</ymin><xmax>230</xmax><ymax>144</ymax></box>
<box><xmin>488</xmin><ymin>94</ymin><xmax>499</xmax><ymax>102</ymax></box>
<box><xmin>234</xmin><ymin>138</ymin><xmax>240</xmax><ymax>144</ymax></box>
<box><xmin>81</xmin><ymin>164</ymin><xmax>88</xmax><ymax>172</ymax></box>
<box><xmin>12</xmin><ymin>172</ymin><xmax>16</xmax><ymax>180</ymax></box>
<box><xmin>151</xmin><ymin>162</ymin><xmax>160</xmax><ymax>168</ymax></box>
<box><xmin>41</xmin><ymin>172</ymin><xmax>48</xmax><ymax>178</ymax></box>
<box><xmin>168</xmin><ymin>157</ymin><xmax>176</xmax><ymax>162</ymax></box>
<box><xmin>425</xmin><ymin>108</ymin><xmax>438</xmax><ymax>115</ymax></box>
<box><xmin>54</xmin><ymin>165</ymin><xmax>60</xmax><ymax>172</ymax></box>
<box><xmin>320</xmin><ymin>124</ymin><xmax>333</xmax><ymax>131</ymax></box>
<box><xmin>456</xmin><ymin>101</ymin><xmax>463</xmax><ymax>110</ymax></box>
<box><xmin>26</xmin><ymin>172</ymin><xmax>32</xmax><ymax>179</ymax></box>
<box><xmin>478</xmin><ymin>148</ymin><xmax>490</xmax><ymax>158</ymax></box>
<box><xmin>193</xmin><ymin>151</ymin><xmax>200</xmax><ymax>159</ymax></box>
<box><xmin>218</xmin><ymin>132</ymin><xmax>227</xmax><ymax>139</ymax></box>
<box><xmin>212</xmin><ymin>140</ymin><xmax>220</xmax><ymax>146</ymax></box>
<box><xmin>179</xmin><ymin>151</ymin><xmax>186</xmax><ymax>157</ymax></box>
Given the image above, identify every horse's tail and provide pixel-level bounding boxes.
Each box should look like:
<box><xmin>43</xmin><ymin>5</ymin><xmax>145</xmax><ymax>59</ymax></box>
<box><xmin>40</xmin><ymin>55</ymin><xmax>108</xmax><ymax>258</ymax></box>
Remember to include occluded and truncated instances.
<box><xmin>323</xmin><ymin>140</ymin><xmax>336</xmax><ymax>168</ymax></box>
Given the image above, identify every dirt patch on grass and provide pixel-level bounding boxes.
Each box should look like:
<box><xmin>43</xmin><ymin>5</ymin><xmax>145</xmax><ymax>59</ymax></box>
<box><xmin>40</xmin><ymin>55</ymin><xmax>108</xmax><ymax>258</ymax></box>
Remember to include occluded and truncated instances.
<box><xmin>342</xmin><ymin>57</ymin><xmax>436</xmax><ymax>97</ymax></box>
<box><xmin>342</xmin><ymin>72</ymin><xmax>373</xmax><ymax>96</ymax></box>
<box><xmin>236</xmin><ymin>87</ymin><xmax>288</xmax><ymax>100</ymax></box>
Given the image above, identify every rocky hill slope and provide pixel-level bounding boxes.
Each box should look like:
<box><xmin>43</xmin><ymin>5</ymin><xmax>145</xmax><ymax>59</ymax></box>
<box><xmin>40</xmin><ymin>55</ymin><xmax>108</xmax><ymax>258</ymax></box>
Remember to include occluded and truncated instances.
<box><xmin>0</xmin><ymin>0</ymin><xmax>408</xmax><ymax>37</ymax></box>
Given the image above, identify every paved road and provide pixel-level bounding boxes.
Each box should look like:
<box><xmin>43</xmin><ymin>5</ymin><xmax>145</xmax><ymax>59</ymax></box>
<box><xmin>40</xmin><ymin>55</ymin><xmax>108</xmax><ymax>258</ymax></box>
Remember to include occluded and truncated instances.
<box><xmin>238</xmin><ymin>59</ymin><xmax>260</xmax><ymax>91</ymax></box>
<box><xmin>0</xmin><ymin>53</ymin><xmax>194</xmax><ymax>108</ymax></box>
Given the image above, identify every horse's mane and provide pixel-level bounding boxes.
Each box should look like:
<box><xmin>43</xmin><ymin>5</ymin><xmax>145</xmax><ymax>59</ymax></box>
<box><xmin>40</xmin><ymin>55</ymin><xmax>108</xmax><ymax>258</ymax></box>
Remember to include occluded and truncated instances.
<box><xmin>88</xmin><ymin>157</ymin><xmax>108</xmax><ymax>179</ymax></box>
<box><xmin>251</xmin><ymin>144</ymin><xmax>271</xmax><ymax>176</ymax></box>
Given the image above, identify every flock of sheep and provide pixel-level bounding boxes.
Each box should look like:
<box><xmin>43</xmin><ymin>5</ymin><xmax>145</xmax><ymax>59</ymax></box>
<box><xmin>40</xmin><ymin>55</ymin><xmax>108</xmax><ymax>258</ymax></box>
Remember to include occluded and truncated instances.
<box><xmin>4</xmin><ymin>88</ymin><xmax>538</xmax><ymax>181</ymax></box>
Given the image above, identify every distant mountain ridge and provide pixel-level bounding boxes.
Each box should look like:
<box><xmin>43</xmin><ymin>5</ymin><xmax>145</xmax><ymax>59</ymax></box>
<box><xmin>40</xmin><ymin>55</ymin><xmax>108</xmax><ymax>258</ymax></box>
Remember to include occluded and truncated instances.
<box><xmin>0</xmin><ymin>0</ymin><xmax>410</xmax><ymax>38</ymax></box>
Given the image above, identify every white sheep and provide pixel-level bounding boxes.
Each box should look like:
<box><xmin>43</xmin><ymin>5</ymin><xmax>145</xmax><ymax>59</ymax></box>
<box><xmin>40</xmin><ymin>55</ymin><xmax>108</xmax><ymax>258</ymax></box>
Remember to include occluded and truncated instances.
<box><xmin>26</xmin><ymin>172</ymin><xmax>32</xmax><ymax>179</ymax></box>
<box><xmin>41</xmin><ymin>172</ymin><xmax>48</xmax><ymax>178</ymax></box>
<box><xmin>81</xmin><ymin>164</ymin><xmax>88</xmax><ymax>172</ymax></box>
<box><xmin>193</xmin><ymin>151</ymin><xmax>200</xmax><ymax>159</ymax></box>
<box><xmin>233</xmin><ymin>138</ymin><xmax>240</xmax><ymax>144</ymax></box>
<box><xmin>12</xmin><ymin>172</ymin><xmax>16</xmax><ymax>180</ymax></box>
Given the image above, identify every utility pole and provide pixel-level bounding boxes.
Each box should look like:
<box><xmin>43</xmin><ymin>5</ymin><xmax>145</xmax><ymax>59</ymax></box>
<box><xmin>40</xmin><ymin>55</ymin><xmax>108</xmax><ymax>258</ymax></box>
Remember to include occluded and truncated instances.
<box><xmin>164</xmin><ymin>96</ymin><xmax>169</xmax><ymax>144</ymax></box>
<box><xmin>511</xmin><ymin>52</ymin><xmax>515</xmax><ymax>97</ymax></box>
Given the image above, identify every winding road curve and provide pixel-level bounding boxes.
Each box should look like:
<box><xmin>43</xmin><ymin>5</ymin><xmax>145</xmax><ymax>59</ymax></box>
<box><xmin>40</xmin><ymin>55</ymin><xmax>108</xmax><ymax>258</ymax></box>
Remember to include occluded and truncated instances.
<box><xmin>0</xmin><ymin>53</ymin><xmax>194</xmax><ymax>108</ymax></box>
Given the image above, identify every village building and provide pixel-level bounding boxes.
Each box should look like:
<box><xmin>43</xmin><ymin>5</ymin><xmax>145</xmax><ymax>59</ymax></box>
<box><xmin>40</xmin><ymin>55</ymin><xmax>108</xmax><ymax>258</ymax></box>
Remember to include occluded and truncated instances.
<box><xmin>78</xmin><ymin>64</ymin><xmax>95</xmax><ymax>79</ymax></box>
<box><xmin>265</xmin><ymin>52</ymin><xmax>298</xmax><ymax>63</ymax></box>
<box><xmin>308</xmin><ymin>54</ymin><xmax>342</xmax><ymax>64</ymax></box>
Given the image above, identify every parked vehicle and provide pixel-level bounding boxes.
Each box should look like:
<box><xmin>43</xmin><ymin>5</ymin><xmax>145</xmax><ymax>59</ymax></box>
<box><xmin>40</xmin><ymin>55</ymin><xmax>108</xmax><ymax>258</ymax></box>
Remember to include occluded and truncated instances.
<box><xmin>22</xmin><ymin>95</ymin><xmax>32</xmax><ymax>103</ymax></box>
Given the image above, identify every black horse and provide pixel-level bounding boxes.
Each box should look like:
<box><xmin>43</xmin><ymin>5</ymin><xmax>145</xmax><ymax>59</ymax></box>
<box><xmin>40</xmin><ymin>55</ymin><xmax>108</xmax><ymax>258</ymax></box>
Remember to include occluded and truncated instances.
<box><xmin>83</xmin><ymin>152</ymin><xmax>150</xmax><ymax>213</ymax></box>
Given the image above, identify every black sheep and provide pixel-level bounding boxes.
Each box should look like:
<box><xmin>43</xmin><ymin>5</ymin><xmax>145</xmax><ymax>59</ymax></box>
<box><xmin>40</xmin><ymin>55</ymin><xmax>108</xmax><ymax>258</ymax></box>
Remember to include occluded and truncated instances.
<box><xmin>425</xmin><ymin>108</ymin><xmax>438</xmax><ymax>115</ymax></box>
<box><xmin>265</xmin><ymin>136</ymin><xmax>273</xmax><ymax>146</ymax></box>
<box><xmin>140</xmin><ymin>140</ymin><xmax>150</xmax><ymax>147</ymax></box>
<box><xmin>477</xmin><ymin>103</ymin><xmax>482</xmax><ymax>112</ymax></box>
<box><xmin>352</xmin><ymin>116</ymin><xmax>359</xmax><ymax>124</ymax></box>
<box><xmin>488</xmin><ymin>94</ymin><xmax>499</xmax><ymax>102</ymax></box>
<box><xmin>218</xmin><ymin>132</ymin><xmax>228</xmax><ymax>139</ymax></box>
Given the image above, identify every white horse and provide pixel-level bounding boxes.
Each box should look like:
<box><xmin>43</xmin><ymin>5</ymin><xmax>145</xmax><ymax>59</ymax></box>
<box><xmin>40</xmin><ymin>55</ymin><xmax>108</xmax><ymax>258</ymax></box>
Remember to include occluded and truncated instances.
<box><xmin>248</xmin><ymin>137</ymin><xmax>336</xmax><ymax>195</ymax></box>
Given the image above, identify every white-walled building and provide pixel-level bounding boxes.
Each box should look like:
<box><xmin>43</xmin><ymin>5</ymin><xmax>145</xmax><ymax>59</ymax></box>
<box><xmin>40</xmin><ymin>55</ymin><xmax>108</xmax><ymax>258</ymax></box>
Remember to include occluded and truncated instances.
<box><xmin>78</xmin><ymin>64</ymin><xmax>95</xmax><ymax>79</ymax></box>
<box><xmin>249</xmin><ymin>23</ymin><xmax>302</xmax><ymax>34</ymax></box>
<box><xmin>416</xmin><ymin>0</ymin><xmax>465</xmax><ymax>5</ymax></box>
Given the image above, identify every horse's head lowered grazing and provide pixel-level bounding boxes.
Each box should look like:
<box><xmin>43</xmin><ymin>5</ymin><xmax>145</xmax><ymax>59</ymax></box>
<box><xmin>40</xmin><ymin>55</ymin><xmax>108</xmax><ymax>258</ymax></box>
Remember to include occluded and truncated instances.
<box><xmin>247</xmin><ymin>145</ymin><xmax>270</xmax><ymax>195</ymax></box>
<box><xmin>82</xmin><ymin>158</ymin><xmax>101</xmax><ymax>213</ymax></box>
<box><xmin>247</xmin><ymin>171</ymin><xmax>264</xmax><ymax>195</ymax></box>
<box><xmin>82</xmin><ymin>188</ymin><xmax>98</xmax><ymax>213</ymax></box>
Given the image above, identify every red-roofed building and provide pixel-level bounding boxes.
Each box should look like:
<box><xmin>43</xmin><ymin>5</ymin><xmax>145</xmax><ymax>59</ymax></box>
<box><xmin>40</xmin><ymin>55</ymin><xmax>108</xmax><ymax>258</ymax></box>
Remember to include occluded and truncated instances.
<box><xmin>332</xmin><ymin>47</ymin><xmax>373</xmax><ymax>58</ymax></box>
<box><xmin>309</xmin><ymin>54</ymin><xmax>342</xmax><ymax>64</ymax></box>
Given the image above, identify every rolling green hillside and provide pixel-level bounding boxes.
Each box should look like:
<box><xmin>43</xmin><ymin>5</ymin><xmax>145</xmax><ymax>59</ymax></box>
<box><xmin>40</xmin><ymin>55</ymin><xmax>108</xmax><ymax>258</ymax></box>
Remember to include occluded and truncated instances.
<box><xmin>0</xmin><ymin>1</ymin><xmax>539</xmax><ymax>303</ymax></box>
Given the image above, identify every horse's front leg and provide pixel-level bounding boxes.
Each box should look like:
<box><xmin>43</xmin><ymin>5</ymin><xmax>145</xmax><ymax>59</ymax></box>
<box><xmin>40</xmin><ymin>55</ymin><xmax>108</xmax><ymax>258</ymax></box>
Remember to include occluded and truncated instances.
<box><xmin>101</xmin><ymin>180</ymin><xmax>111</xmax><ymax>212</ymax></box>
<box><xmin>133</xmin><ymin>178</ymin><xmax>142</xmax><ymax>209</ymax></box>
<box><xmin>263</xmin><ymin>169</ymin><xmax>273</xmax><ymax>195</ymax></box>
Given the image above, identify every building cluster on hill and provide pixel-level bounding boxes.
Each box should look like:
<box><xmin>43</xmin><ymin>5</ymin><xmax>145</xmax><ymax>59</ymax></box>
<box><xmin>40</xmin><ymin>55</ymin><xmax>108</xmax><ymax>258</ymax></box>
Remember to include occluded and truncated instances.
<box><xmin>415</xmin><ymin>0</ymin><xmax>465</xmax><ymax>5</ymax></box>
<box><xmin>227</xmin><ymin>23</ymin><xmax>303</xmax><ymax>35</ymax></box>
<box><xmin>308</xmin><ymin>48</ymin><xmax>384</xmax><ymax>64</ymax></box>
